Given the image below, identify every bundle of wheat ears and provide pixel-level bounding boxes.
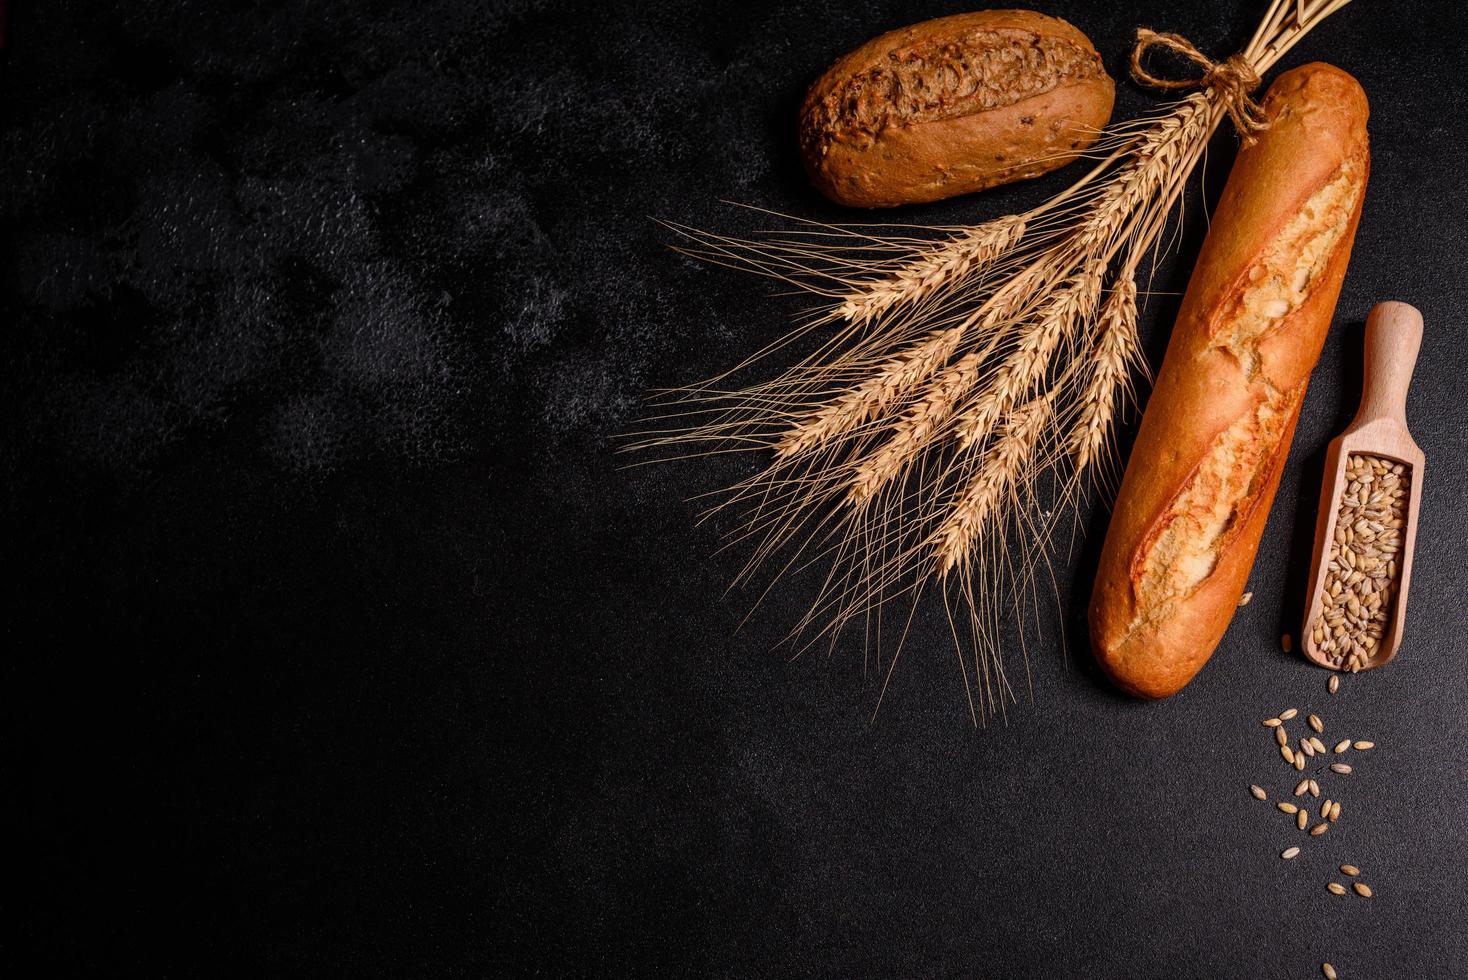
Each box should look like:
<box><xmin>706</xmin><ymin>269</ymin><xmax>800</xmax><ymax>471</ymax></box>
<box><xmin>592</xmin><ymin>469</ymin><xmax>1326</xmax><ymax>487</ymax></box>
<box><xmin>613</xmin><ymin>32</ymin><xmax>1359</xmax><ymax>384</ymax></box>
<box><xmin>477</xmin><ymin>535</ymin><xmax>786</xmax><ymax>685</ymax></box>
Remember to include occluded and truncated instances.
<box><xmin>636</xmin><ymin>0</ymin><xmax>1356</xmax><ymax>723</ymax></box>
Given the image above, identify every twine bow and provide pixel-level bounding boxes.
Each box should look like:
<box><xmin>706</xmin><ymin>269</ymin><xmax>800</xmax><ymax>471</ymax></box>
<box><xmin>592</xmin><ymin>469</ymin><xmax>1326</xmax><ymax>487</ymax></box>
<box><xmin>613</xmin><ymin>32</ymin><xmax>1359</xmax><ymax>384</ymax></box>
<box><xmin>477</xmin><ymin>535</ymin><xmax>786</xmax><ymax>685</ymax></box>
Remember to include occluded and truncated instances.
<box><xmin>1130</xmin><ymin>28</ymin><xmax>1269</xmax><ymax>144</ymax></box>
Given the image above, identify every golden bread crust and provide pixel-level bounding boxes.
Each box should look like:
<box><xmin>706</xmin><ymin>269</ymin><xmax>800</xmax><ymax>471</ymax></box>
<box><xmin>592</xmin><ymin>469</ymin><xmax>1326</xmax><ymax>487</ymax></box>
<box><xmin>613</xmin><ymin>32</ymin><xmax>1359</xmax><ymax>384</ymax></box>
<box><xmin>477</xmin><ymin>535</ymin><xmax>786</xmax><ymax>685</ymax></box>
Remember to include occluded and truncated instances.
<box><xmin>1089</xmin><ymin>64</ymin><xmax>1370</xmax><ymax>699</ymax></box>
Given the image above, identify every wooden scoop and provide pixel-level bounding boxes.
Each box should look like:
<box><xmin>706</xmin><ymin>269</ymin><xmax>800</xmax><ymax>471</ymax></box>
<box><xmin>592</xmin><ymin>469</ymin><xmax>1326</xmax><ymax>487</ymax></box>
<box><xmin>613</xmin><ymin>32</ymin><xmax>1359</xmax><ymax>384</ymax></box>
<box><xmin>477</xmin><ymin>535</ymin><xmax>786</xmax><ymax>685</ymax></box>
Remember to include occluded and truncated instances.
<box><xmin>1301</xmin><ymin>301</ymin><xmax>1425</xmax><ymax>671</ymax></box>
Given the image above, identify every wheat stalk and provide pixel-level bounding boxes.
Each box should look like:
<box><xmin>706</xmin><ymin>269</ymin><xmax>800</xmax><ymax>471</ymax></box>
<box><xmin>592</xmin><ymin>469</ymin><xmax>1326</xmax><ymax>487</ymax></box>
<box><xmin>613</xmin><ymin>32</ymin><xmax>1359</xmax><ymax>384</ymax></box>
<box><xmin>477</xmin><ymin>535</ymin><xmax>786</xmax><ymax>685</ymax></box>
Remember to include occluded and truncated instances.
<box><xmin>634</xmin><ymin>0</ymin><xmax>1360</xmax><ymax>722</ymax></box>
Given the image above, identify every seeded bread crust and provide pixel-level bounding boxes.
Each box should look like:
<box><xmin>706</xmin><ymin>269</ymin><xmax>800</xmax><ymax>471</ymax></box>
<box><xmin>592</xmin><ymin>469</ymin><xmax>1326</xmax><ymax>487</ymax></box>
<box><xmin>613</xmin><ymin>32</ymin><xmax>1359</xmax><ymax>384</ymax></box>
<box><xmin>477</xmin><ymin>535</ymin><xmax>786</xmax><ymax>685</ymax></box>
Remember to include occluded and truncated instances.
<box><xmin>799</xmin><ymin>10</ymin><xmax>1113</xmax><ymax>208</ymax></box>
<box><xmin>1089</xmin><ymin>64</ymin><xmax>1371</xmax><ymax>700</ymax></box>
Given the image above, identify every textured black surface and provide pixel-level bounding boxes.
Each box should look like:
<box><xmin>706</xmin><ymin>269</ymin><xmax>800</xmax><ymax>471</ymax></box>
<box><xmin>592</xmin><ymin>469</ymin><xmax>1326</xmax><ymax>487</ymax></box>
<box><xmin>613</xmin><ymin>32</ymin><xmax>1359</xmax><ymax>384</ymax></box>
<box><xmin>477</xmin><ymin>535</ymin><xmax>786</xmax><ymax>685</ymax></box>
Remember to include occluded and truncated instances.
<box><xmin>6</xmin><ymin>1</ymin><xmax>1467</xmax><ymax>975</ymax></box>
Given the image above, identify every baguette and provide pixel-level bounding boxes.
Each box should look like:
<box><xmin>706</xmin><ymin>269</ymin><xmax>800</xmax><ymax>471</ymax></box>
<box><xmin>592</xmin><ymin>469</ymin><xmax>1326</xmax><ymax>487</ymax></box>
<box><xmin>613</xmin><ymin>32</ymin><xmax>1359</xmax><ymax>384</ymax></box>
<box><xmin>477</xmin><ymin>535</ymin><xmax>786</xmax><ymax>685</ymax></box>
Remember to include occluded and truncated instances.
<box><xmin>1089</xmin><ymin>64</ymin><xmax>1370</xmax><ymax>699</ymax></box>
<box><xmin>798</xmin><ymin>10</ymin><xmax>1114</xmax><ymax>208</ymax></box>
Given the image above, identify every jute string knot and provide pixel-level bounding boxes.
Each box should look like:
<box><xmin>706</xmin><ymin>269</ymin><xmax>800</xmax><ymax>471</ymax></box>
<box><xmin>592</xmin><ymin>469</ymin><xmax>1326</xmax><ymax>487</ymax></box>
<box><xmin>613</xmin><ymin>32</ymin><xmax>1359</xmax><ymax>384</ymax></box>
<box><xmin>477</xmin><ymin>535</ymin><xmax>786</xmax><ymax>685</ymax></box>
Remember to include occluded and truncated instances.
<box><xmin>1130</xmin><ymin>28</ymin><xmax>1269</xmax><ymax>144</ymax></box>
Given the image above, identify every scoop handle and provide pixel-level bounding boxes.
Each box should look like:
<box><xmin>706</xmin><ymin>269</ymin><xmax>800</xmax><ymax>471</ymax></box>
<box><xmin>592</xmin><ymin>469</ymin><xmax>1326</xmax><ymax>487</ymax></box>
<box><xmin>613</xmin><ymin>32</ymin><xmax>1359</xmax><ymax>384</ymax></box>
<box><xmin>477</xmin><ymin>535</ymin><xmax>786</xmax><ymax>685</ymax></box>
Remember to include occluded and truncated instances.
<box><xmin>1356</xmin><ymin>301</ymin><xmax>1423</xmax><ymax>427</ymax></box>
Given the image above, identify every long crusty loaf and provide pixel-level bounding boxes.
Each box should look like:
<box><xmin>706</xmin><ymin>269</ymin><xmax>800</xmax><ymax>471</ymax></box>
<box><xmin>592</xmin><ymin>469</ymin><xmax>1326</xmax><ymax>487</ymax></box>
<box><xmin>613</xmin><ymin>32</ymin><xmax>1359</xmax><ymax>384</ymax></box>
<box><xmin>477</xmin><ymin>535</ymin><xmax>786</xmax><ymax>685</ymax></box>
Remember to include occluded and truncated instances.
<box><xmin>1089</xmin><ymin>64</ymin><xmax>1370</xmax><ymax>699</ymax></box>
<box><xmin>798</xmin><ymin>10</ymin><xmax>1114</xmax><ymax>208</ymax></box>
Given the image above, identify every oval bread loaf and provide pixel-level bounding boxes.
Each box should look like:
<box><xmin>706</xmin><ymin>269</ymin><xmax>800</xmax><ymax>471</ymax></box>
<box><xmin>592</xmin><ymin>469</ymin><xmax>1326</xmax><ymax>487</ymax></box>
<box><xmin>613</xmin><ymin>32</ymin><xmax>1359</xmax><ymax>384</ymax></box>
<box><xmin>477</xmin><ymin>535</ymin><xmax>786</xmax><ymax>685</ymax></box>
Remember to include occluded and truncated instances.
<box><xmin>799</xmin><ymin>10</ymin><xmax>1114</xmax><ymax>208</ymax></box>
<box><xmin>1089</xmin><ymin>64</ymin><xmax>1370</xmax><ymax>699</ymax></box>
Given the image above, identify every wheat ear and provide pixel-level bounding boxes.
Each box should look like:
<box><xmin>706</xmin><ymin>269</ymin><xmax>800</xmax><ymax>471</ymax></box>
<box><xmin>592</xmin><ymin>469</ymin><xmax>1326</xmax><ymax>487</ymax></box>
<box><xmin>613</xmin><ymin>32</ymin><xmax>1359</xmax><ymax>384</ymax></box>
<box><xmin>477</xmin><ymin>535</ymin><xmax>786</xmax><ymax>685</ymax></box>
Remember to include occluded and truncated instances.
<box><xmin>835</xmin><ymin>215</ymin><xmax>1027</xmax><ymax>325</ymax></box>
<box><xmin>1070</xmin><ymin>276</ymin><xmax>1140</xmax><ymax>473</ymax></box>
<box><xmin>774</xmin><ymin>326</ymin><xmax>963</xmax><ymax>458</ymax></box>
<box><xmin>933</xmin><ymin>392</ymin><xmax>1056</xmax><ymax>577</ymax></box>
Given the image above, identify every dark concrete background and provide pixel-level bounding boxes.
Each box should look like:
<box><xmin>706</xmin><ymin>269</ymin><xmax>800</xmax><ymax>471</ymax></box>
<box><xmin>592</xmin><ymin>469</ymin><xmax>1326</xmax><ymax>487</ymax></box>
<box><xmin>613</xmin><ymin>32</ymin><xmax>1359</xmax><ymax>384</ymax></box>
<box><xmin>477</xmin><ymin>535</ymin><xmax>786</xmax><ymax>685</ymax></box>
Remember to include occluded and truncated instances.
<box><xmin>5</xmin><ymin>1</ymin><xmax>1466</xmax><ymax>975</ymax></box>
